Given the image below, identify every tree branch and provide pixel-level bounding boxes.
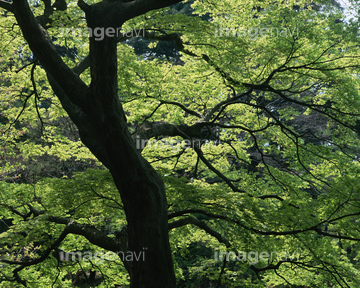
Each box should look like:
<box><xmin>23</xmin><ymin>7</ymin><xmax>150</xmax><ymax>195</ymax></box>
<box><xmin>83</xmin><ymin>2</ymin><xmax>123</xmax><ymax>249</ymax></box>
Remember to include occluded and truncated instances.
<box><xmin>159</xmin><ymin>100</ymin><xmax>202</xmax><ymax>118</ymax></box>
<box><xmin>168</xmin><ymin>208</ymin><xmax>360</xmax><ymax>241</ymax></box>
<box><xmin>0</xmin><ymin>0</ymin><xmax>13</xmax><ymax>12</ymax></box>
<box><xmin>72</xmin><ymin>55</ymin><xmax>90</xmax><ymax>76</ymax></box>
<box><xmin>13</xmin><ymin>0</ymin><xmax>88</xmax><ymax>107</ymax></box>
<box><xmin>47</xmin><ymin>216</ymin><xmax>127</xmax><ymax>252</ymax></box>
<box><xmin>1</xmin><ymin>224</ymin><xmax>74</xmax><ymax>286</ymax></box>
<box><xmin>168</xmin><ymin>216</ymin><xmax>231</xmax><ymax>247</ymax></box>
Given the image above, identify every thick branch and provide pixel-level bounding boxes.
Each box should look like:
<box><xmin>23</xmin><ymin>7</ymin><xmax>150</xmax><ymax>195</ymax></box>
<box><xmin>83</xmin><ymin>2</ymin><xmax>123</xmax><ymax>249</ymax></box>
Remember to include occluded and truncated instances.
<box><xmin>13</xmin><ymin>0</ymin><xmax>88</xmax><ymax>107</ymax></box>
<box><xmin>132</xmin><ymin>121</ymin><xmax>204</xmax><ymax>146</ymax></box>
<box><xmin>0</xmin><ymin>0</ymin><xmax>13</xmax><ymax>12</ymax></box>
<box><xmin>72</xmin><ymin>55</ymin><xmax>90</xmax><ymax>76</ymax></box>
<box><xmin>81</xmin><ymin>0</ymin><xmax>183</xmax><ymax>30</ymax></box>
<box><xmin>47</xmin><ymin>216</ymin><xmax>126</xmax><ymax>252</ymax></box>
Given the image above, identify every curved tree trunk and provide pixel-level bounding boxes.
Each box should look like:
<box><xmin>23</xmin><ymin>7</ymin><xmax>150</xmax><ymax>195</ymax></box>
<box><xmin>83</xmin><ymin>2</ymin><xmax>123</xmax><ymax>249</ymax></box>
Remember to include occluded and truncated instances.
<box><xmin>81</xmin><ymin>30</ymin><xmax>176</xmax><ymax>287</ymax></box>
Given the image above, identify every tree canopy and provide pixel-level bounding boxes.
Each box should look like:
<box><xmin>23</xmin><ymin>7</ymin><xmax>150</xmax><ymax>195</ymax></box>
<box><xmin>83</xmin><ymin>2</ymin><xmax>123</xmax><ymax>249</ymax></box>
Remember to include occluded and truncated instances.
<box><xmin>1</xmin><ymin>0</ymin><xmax>360</xmax><ymax>287</ymax></box>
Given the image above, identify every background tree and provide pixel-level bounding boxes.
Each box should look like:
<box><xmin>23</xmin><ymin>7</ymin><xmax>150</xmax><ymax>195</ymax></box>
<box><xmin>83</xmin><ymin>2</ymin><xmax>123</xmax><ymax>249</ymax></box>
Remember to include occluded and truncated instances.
<box><xmin>1</xmin><ymin>0</ymin><xmax>360</xmax><ymax>287</ymax></box>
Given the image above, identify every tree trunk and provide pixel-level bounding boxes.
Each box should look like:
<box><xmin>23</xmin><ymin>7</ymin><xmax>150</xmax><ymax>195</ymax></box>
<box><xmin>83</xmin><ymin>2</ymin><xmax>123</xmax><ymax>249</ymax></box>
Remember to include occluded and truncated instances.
<box><xmin>12</xmin><ymin>0</ymin><xmax>179</xmax><ymax>286</ymax></box>
<box><xmin>79</xmin><ymin>21</ymin><xmax>176</xmax><ymax>287</ymax></box>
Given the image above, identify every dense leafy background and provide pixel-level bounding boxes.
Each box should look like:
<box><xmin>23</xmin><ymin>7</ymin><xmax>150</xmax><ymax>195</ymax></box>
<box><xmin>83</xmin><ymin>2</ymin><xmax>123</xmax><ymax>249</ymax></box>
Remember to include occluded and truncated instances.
<box><xmin>1</xmin><ymin>0</ymin><xmax>360</xmax><ymax>287</ymax></box>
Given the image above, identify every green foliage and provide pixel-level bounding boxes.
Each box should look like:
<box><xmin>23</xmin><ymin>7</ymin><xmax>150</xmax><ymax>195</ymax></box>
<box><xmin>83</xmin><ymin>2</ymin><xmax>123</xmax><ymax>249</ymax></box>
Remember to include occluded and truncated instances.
<box><xmin>1</xmin><ymin>0</ymin><xmax>360</xmax><ymax>287</ymax></box>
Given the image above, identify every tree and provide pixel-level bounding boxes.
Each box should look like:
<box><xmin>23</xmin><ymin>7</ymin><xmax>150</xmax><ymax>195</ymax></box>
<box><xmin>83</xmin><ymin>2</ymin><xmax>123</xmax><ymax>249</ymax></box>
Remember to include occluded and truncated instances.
<box><xmin>0</xmin><ymin>0</ymin><xmax>360</xmax><ymax>287</ymax></box>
